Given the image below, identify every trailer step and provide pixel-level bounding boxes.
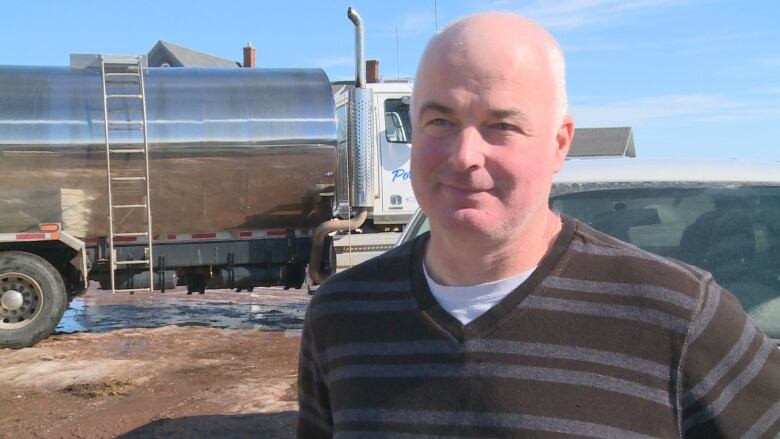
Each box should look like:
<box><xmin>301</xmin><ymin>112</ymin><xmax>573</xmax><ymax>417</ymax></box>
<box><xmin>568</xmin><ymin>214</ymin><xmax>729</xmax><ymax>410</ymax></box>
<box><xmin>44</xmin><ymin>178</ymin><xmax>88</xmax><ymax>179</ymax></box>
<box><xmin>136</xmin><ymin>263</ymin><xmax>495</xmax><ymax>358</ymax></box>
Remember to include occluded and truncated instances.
<box><xmin>111</xmin><ymin>176</ymin><xmax>146</xmax><ymax>181</ymax></box>
<box><xmin>105</xmin><ymin>72</ymin><xmax>141</xmax><ymax>77</ymax></box>
<box><xmin>107</xmin><ymin>142</ymin><xmax>143</xmax><ymax>147</ymax></box>
<box><xmin>110</xmin><ymin>148</ymin><xmax>145</xmax><ymax>154</ymax></box>
<box><xmin>108</xmin><ymin>120</ymin><xmax>144</xmax><ymax>126</ymax></box>
<box><xmin>113</xmin><ymin>204</ymin><xmax>147</xmax><ymax>209</ymax></box>
<box><xmin>101</xmin><ymin>55</ymin><xmax>143</xmax><ymax>65</ymax></box>
<box><xmin>114</xmin><ymin>260</ymin><xmax>150</xmax><ymax>266</ymax></box>
<box><xmin>106</xmin><ymin>94</ymin><xmax>143</xmax><ymax>99</ymax></box>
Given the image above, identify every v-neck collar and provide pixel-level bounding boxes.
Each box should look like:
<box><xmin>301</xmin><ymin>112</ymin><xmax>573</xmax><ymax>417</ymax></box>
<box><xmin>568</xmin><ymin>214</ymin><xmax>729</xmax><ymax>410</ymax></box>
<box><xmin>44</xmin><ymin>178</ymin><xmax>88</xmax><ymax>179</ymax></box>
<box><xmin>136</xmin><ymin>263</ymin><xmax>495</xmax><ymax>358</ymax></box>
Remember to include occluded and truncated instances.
<box><xmin>408</xmin><ymin>216</ymin><xmax>576</xmax><ymax>342</ymax></box>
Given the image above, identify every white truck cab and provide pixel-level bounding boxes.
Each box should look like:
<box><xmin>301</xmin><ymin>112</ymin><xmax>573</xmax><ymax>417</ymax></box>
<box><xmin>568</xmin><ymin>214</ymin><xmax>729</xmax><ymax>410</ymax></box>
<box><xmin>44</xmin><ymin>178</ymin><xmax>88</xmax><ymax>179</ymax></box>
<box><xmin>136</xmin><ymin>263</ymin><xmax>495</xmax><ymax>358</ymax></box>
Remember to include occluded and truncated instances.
<box><xmin>333</xmin><ymin>80</ymin><xmax>417</xmax><ymax>229</ymax></box>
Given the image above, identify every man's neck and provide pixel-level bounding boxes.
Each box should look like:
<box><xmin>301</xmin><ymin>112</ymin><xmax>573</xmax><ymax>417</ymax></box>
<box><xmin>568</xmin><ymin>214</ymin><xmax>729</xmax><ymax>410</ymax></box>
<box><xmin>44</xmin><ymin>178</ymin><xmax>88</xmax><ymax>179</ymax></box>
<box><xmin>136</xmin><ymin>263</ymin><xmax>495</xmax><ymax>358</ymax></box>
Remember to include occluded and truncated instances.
<box><xmin>424</xmin><ymin>209</ymin><xmax>561</xmax><ymax>286</ymax></box>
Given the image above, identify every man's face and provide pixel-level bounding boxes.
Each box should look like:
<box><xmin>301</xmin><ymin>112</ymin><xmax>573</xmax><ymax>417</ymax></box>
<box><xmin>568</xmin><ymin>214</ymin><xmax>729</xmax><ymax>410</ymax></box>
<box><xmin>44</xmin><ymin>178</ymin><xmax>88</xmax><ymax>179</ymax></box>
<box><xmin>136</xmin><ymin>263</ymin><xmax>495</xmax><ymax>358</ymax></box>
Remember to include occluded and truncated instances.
<box><xmin>410</xmin><ymin>41</ymin><xmax>570</xmax><ymax>241</ymax></box>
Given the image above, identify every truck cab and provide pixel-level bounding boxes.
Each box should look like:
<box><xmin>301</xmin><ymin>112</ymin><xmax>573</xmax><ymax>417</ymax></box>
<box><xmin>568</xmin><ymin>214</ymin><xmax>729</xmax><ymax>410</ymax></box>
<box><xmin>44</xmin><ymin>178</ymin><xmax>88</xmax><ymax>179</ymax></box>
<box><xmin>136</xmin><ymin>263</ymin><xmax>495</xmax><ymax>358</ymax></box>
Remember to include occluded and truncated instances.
<box><xmin>333</xmin><ymin>80</ymin><xmax>416</xmax><ymax>231</ymax></box>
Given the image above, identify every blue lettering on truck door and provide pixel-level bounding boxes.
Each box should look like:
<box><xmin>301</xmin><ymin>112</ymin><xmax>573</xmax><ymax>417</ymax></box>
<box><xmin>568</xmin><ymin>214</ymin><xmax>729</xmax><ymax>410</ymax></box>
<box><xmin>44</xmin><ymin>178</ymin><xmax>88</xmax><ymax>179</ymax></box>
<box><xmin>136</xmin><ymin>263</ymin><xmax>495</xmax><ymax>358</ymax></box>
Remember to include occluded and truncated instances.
<box><xmin>391</xmin><ymin>168</ymin><xmax>411</xmax><ymax>182</ymax></box>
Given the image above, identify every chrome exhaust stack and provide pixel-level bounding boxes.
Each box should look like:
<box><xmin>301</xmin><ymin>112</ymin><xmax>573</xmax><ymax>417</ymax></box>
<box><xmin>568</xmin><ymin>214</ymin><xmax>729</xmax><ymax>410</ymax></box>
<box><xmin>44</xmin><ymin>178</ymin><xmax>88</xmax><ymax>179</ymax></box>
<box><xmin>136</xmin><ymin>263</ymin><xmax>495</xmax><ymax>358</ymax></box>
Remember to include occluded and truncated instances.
<box><xmin>309</xmin><ymin>7</ymin><xmax>375</xmax><ymax>284</ymax></box>
<box><xmin>348</xmin><ymin>7</ymin><xmax>366</xmax><ymax>88</ymax></box>
<box><xmin>347</xmin><ymin>6</ymin><xmax>375</xmax><ymax>210</ymax></box>
<box><xmin>347</xmin><ymin>7</ymin><xmax>366</xmax><ymax>88</ymax></box>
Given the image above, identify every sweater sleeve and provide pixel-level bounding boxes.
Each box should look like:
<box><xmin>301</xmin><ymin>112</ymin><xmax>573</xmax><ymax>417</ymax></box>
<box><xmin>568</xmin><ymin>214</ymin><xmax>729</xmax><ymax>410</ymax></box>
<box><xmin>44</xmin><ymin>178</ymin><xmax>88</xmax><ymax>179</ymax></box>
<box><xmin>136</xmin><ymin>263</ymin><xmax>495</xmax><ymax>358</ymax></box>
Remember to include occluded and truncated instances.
<box><xmin>296</xmin><ymin>309</ymin><xmax>333</xmax><ymax>438</ymax></box>
<box><xmin>678</xmin><ymin>279</ymin><xmax>780</xmax><ymax>438</ymax></box>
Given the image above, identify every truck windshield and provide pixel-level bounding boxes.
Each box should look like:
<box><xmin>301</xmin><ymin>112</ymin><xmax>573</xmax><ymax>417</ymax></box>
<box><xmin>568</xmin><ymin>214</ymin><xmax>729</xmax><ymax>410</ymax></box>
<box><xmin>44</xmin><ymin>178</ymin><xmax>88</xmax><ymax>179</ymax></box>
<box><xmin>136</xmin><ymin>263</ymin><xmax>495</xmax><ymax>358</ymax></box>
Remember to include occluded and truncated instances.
<box><xmin>551</xmin><ymin>184</ymin><xmax>780</xmax><ymax>340</ymax></box>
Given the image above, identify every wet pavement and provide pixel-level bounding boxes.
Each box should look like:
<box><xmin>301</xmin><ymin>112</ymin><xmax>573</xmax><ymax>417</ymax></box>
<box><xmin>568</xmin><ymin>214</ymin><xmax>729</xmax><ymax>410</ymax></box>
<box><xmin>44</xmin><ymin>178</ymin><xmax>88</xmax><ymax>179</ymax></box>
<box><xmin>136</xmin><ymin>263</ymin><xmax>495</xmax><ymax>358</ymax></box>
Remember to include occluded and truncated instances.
<box><xmin>56</xmin><ymin>285</ymin><xmax>310</xmax><ymax>334</ymax></box>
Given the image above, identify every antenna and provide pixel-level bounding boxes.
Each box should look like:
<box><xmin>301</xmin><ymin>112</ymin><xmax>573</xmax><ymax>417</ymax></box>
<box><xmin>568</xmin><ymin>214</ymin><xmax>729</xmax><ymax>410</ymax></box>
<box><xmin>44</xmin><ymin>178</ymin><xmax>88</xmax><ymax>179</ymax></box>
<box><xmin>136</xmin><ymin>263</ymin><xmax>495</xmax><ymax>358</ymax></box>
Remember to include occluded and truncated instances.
<box><xmin>434</xmin><ymin>0</ymin><xmax>438</xmax><ymax>31</ymax></box>
<box><xmin>396</xmin><ymin>26</ymin><xmax>400</xmax><ymax>79</ymax></box>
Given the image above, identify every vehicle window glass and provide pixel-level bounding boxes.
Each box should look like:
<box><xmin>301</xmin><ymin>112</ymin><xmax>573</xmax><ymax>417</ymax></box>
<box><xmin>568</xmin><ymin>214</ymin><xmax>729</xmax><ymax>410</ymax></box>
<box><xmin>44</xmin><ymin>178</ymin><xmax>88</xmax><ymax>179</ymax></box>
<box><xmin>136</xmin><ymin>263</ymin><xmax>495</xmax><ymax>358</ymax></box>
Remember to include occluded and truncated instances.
<box><xmin>551</xmin><ymin>185</ymin><xmax>780</xmax><ymax>339</ymax></box>
<box><xmin>384</xmin><ymin>98</ymin><xmax>412</xmax><ymax>143</ymax></box>
<box><xmin>407</xmin><ymin>213</ymin><xmax>430</xmax><ymax>238</ymax></box>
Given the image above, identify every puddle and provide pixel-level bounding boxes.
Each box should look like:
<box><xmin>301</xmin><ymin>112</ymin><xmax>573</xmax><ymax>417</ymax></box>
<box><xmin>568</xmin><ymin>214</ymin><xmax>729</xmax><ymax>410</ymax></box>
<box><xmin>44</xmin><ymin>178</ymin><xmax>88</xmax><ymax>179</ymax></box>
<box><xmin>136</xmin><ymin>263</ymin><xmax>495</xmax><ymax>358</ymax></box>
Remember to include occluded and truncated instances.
<box><xmin>58</xmin><ymin>297</ymin><xmax>88</xmax><ymax>333</ymax></box>
<box><xmin>56</xmin><ymin>289</ymin><xmax>308</xmax><ymax>334</ymax></box>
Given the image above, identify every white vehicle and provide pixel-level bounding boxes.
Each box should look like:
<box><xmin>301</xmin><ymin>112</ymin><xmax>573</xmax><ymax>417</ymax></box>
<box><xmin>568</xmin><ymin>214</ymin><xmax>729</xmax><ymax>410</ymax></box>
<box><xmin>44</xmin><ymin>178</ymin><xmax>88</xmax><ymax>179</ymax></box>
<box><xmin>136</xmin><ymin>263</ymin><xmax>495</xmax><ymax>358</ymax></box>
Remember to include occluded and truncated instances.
<box><xmin>398</xmin><ymin>157</ymin><xmax>780</xmax><ymax>343</ymax></box>
<box><xmin>330</xmin><ymin>81</ymin><xmax>415</xmax><ymax>270</ymax></box>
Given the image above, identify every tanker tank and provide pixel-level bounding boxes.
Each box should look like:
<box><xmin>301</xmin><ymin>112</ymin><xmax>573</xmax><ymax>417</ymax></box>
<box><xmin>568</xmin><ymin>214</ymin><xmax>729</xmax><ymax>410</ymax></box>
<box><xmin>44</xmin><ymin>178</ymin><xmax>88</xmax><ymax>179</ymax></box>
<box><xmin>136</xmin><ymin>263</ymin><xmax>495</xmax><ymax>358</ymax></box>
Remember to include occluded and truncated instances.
<box><xmin>0</xmin><ymin>65</ymin><xmax>338</xmax><ymax>238</ymax></box>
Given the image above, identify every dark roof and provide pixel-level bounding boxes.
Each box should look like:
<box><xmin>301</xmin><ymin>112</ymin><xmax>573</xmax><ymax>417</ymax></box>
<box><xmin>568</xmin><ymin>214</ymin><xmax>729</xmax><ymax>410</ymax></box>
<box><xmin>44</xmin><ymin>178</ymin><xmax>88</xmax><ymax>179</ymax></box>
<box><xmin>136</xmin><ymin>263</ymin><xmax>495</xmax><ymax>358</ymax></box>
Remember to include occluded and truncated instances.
<box><xmin>569</xmin><ymin>127</ymin><xmax>635</xmax><ymax>157</ymax></box>
<box><xmin>147</xmin><ymin>41</ymin><xmax>240</xmax><ymax>68</ymax></box>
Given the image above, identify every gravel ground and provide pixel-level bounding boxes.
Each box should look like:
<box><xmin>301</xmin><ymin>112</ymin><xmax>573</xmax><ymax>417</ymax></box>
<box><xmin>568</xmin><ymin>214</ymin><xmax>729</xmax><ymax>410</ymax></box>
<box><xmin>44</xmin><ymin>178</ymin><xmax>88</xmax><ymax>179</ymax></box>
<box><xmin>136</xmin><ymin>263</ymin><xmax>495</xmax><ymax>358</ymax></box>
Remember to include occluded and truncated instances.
<box><xmin>1</xmin><ymin>286</ymin><xmax>309</xmax><ymax>438</ymax></box>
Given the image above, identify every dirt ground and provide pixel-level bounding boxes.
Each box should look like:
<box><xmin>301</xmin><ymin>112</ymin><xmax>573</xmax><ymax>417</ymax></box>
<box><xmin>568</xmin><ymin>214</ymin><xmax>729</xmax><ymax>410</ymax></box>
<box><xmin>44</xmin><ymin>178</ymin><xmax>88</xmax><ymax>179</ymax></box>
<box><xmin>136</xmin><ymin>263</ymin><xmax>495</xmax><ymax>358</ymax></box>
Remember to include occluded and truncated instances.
<box><xmin>0</xmin><ymin>287</ymin><xmax>309</xmax><ymax>438</ymax></box>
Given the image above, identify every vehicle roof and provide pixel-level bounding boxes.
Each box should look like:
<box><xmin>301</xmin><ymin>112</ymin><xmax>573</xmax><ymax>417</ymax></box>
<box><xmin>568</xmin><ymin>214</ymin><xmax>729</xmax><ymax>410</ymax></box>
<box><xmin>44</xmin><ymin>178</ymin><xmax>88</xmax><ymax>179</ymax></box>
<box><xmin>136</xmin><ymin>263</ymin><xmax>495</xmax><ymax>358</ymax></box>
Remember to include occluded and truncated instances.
<box><xmin>555</xmin><ymin>157</ymin><xmax>780</xmax><ymax>184</ymax></box>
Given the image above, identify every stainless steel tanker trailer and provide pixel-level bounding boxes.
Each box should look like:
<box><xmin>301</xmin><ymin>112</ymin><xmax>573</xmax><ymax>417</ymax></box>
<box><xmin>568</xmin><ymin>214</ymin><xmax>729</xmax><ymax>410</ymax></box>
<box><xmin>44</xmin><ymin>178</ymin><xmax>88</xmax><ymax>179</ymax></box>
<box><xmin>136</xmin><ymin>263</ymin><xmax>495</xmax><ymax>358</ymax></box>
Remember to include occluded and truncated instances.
<box><xmin>0</xmin><ymin>8</ymin><xmax>416</xmax><ymax>348</ymax></box>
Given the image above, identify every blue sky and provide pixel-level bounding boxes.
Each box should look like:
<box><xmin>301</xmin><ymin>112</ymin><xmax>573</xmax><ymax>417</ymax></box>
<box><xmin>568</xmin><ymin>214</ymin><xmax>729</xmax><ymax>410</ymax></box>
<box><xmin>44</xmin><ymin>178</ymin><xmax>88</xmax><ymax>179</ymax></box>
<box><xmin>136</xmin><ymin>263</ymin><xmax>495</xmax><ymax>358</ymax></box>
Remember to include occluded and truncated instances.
<box><xmin>3</xmin><ymin>0</ymin><xmax>779</xmax><ymax>160</ymax></box>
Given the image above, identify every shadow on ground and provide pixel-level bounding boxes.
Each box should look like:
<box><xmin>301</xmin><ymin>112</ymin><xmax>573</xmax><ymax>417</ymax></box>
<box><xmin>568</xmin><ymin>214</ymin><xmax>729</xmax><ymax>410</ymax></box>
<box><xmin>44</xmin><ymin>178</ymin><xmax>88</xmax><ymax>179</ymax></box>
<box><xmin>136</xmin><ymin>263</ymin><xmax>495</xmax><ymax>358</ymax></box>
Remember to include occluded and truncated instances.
<box><xmin>118</xmin><ymin>411</ymin><xmax>297</xmax><ymax>438</ymax></box>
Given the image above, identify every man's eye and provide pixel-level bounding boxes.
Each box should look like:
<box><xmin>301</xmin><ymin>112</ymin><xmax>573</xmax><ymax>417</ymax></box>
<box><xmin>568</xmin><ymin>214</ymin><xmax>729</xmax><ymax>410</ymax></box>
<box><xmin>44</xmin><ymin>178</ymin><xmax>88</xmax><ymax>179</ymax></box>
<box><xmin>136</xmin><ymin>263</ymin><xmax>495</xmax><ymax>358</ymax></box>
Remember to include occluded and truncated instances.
<box><xmin>427</xmin><ymin>118</ymin><xmax>452</xmax><ymax>126</ymax></box>
<box><xmin>421</xmin><ymin>118</ymin><xmax>456</xmax><ymax>138</ymax></box>
<box><xmin>492</xmin><ymin>122</ymin><xmax>517</xmax><ymax>131</ymax></box>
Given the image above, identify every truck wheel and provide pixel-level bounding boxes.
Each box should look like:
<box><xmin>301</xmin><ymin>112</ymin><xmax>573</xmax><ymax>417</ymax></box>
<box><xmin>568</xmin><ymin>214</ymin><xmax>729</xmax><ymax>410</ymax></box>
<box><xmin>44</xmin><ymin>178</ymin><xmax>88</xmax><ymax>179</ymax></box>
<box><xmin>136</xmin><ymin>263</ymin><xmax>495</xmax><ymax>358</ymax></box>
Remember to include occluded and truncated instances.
<box><xmin>0</xmin><ymin>251</ymin><xmax>67</xmax><ymax>349</ymax></box>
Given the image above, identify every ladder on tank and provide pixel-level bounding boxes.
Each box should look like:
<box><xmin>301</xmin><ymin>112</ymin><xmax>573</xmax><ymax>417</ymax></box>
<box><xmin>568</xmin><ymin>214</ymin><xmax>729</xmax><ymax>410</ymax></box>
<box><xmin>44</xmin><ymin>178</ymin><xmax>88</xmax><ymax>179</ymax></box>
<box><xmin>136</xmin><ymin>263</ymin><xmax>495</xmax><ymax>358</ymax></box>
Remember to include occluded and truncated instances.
<box><xmin>100</xmin><ymin>55</ymin><xmax>153</xmax><ymax>293</ymax></box>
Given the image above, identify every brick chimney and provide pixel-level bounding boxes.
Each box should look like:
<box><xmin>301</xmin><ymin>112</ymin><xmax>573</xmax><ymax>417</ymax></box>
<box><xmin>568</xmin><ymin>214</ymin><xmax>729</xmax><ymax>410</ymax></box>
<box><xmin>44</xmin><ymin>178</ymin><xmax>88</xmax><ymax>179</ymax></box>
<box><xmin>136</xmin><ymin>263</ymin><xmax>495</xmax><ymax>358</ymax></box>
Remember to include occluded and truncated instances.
<box><xmin>366</xmin><ymin>60</ymin><xmax>379</xmax><ymax>83</ymax></box>
<box><xmin>243</xmin><ymin>42</ymin><xmax>256</xmax><ymax>68</ymax></box>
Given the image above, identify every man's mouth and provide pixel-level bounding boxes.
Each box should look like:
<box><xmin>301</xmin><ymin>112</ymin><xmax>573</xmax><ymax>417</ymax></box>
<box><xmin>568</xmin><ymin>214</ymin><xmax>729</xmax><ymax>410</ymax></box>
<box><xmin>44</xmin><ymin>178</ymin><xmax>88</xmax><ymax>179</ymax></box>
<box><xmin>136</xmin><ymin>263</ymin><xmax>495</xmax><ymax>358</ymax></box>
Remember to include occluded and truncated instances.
<box><xmin>441</xmin><ymin>182</ymin><xmax>492</xmax><ymax>195</ymax></box>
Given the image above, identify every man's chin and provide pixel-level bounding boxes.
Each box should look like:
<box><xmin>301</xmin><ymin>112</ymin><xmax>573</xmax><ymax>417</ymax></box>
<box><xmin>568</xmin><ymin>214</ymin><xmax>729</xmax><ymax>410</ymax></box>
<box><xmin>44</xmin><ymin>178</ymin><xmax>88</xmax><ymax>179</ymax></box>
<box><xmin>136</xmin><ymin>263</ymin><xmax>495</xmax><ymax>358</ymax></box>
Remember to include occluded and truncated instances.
<box><xmin>434</xmin><ymin>209</ymin><xmax>502</xmax><ymax>237</ymax></box>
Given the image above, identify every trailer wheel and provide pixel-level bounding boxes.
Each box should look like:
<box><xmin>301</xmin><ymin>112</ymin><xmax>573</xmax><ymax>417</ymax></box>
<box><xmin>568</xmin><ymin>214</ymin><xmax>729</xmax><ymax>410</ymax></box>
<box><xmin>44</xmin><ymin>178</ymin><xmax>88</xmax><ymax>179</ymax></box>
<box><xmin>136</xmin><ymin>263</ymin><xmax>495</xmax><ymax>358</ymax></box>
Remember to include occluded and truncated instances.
<box><xmin>0</xmin><ymin>251</ymin><xmax>67</xmax><ymax>349</ymax></box>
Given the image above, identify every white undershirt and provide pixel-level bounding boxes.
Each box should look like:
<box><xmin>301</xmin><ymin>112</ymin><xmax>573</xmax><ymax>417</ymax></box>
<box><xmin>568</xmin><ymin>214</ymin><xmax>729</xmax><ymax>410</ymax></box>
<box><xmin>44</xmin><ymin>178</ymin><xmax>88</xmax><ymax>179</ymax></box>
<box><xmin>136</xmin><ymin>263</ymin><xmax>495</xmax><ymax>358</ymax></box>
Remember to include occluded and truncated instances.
<box><xmin>423</xmin><ymin>263</ymin><xmax>536</xmax><ymax>325</ymax></box>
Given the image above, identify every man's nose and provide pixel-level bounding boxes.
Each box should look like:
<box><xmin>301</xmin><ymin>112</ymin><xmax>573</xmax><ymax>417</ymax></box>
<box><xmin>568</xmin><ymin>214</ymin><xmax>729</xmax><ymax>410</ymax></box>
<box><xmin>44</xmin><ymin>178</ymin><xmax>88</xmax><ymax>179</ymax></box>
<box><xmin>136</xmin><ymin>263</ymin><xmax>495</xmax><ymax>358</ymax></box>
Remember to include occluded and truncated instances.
<box><xmin>448</xmin><ymin>126</ymin><xmax>485</xmax><ymax>171</ymax></box>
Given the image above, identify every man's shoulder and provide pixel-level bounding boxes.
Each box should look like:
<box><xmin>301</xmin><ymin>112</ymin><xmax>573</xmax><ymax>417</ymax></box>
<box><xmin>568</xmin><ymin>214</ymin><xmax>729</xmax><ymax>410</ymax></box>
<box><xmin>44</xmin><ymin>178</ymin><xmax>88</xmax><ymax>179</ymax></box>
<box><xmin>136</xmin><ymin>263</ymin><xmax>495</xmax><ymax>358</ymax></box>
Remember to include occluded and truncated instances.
<box><xmin>564</xmin><ymin>218</ymin><xmax>713</xmax><ymax>295</ymax></box>
<box><xmin>543</xmin><ymin>218</ymin><xmax>720</xmax><ymax>339</ymax></box>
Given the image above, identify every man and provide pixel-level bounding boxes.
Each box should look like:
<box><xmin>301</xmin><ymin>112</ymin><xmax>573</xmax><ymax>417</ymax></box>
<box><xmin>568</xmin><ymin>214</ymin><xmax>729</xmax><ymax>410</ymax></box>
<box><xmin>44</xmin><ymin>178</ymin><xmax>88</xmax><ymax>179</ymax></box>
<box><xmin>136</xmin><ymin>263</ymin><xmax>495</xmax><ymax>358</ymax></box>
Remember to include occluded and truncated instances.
<box><xmin>297</xmin><ymin>12</ymin><xmax>779</xmax><ymax>438</ymax></box>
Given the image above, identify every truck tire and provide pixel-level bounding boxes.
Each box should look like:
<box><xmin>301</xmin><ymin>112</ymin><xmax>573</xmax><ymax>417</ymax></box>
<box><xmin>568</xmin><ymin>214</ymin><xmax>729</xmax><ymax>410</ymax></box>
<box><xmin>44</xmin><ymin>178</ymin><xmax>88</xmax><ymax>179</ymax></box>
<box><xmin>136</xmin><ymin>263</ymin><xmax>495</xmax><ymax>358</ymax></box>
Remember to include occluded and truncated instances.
<box><xmin>0</xmin><ymin>251</ymin><xmax>67</xmax><ymax>349</ymax></box>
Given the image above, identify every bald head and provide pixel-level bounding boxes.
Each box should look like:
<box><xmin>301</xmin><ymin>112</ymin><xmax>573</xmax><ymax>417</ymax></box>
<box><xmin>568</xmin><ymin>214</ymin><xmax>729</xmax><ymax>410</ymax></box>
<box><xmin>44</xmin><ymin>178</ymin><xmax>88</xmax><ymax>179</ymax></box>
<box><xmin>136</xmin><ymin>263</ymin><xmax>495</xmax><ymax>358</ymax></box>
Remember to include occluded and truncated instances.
<box><xmin>413</xmin><ymin>12</ymin><xmax>568</xmax><ymax>123</ymax></box>
<box><xmin>409</xmin><ymin>12</ymin><xmax>575</xmax><ymax>283</ymax></box>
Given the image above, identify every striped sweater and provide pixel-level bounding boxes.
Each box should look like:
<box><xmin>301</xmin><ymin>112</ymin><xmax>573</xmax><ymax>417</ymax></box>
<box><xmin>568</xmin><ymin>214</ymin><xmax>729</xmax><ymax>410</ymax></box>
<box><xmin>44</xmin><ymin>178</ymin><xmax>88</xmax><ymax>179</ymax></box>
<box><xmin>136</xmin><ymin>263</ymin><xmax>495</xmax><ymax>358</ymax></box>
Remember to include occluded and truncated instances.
<box><xmin>297</xmin><ymin>217</ymin><xmax>780</xmax><ymax>438</ymax></box>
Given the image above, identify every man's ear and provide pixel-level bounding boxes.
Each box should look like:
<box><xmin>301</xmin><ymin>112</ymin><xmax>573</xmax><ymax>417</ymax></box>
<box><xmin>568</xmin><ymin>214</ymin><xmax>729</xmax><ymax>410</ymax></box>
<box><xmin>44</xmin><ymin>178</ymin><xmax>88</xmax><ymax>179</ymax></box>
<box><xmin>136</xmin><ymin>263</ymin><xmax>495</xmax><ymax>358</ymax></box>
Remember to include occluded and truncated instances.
<box><xmin>552</xmin><ymin>114</ymin><xmax>574</xmax><ymax>172</ymax></box>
